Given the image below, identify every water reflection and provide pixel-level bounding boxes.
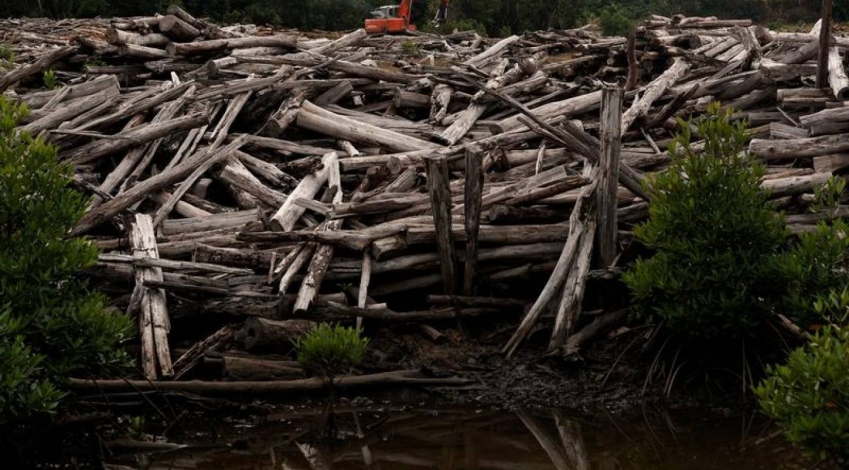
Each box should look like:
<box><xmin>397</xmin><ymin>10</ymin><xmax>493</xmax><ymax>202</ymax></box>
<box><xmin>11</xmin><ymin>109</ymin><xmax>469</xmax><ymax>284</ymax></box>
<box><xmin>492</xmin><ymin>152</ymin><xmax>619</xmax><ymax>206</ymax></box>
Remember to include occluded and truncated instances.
<box><xmin>112</xmin><ymin>406</ymin><xmax>805</xmax><ymax>470</ymax></box>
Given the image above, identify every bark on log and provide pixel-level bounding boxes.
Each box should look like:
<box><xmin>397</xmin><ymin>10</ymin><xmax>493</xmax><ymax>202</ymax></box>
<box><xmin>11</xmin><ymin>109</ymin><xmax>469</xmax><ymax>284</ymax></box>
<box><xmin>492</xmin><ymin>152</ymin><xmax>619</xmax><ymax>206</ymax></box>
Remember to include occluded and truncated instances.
<box><xmin>67</xmin><ymin>370</ymin><xmax>473</xmax><ymax>396</ymax></box>
<box><xmin>129</xmin><ymin>214</ymin><xmax>172</xmax><ymax>379</ymax></box>
<box><xmin>621</xmin><ymin>58</ymin><xmax>690</xmax><ymax>132</ymax></box>
<box><xmin>828</xmin><ymin>47</ymin><xmax>849</xmax><ymax>100</ymax></box>
<box><xmin>0</xmin><ymin>45</ymin><xmax>76</xmax><ymax>92</ymax></box>
<box><xmin>71</xmin><ymin>137</ymin><xmax>245</xmax><ymax>236</ymax></box>
<box><xmin>242</xmin><ymin>318</ymin><xmax>316</xmax><ymax>352</ymax></box>
<box><xmin>426</xmin><ymin>156</ymin><xmax>458</xmax><ymax>295</ymax></box>
<box><xmin>270</xmin><ymin>152</ymin><xmax>338</xmax><ymax>232</ymax></box>
<box><xmin>596</xmin><ymin>87</ymin><xmax>622</xmax><ymax>269</ymax></box>
<box><xmin>168</xmin><ymin>36</ymin><xmax>297</xmax><ymax>56</ymax></box>
<box><xmin>464</xmin><ymin>147</ymin><xmax>484</xmax><ymax>295</ymax></box>
<box><xmin>159</xmin><ymin>15</ymin><xmax>201</xmax><ymax>42</ymax></box>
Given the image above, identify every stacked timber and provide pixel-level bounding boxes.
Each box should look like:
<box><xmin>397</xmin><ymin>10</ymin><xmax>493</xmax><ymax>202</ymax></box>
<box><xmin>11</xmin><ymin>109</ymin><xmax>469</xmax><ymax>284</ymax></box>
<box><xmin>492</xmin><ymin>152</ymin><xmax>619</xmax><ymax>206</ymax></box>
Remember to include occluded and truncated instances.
<box><xmin>2</xmin><ymin>6</ymin><xmax>849</xmax><ymax>388</ymax></box>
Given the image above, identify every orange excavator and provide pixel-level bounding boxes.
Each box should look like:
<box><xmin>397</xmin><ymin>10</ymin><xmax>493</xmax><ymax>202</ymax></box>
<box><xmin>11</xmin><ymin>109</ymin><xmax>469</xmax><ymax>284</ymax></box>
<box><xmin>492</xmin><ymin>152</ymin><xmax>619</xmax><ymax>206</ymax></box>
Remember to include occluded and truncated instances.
<box><xmin>365</xmin><ymin>0</ymin><xmax>449</xmax><ymax>35</ymax></box>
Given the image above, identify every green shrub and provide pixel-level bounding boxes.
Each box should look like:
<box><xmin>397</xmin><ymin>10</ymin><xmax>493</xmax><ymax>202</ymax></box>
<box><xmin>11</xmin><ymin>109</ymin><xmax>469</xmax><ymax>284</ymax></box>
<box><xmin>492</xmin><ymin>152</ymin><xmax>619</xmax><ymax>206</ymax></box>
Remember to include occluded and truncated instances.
<box><xmin>776</xmin><ymin>221</ymin><xmax>849</xmax><ymax>327</ymax></box>
<box><xmin>624</xmin><ymin>103</ymin><xmax>787</xmax><ymax>339</ymax></box>
<box><xmin>0</xmin><ymin>44</ymin><xmax>12</xmax><ymax>61</ymax></box>
<box><xmin>400</xmin><ymin>39</ymin><xmax>423</xmax><ymax>56</ymax></box>
<box><xmin>0</xmin><ymin>96</ymin><xmax>132</xmax><ymax>418</ymax></box>
<box><xmin>42</xmin><ymin>69</ymin><xmax>58</xmax><ymax>90</ymax></box>
<box><xmin>755</xmin><ymin>325</ymin><xmax>849</xmax><ymax>465</ymax></box>
<box><xmin>295</xmin><ymin>323</ymin><xmax>368</xmax><ymax>383</ymax></box>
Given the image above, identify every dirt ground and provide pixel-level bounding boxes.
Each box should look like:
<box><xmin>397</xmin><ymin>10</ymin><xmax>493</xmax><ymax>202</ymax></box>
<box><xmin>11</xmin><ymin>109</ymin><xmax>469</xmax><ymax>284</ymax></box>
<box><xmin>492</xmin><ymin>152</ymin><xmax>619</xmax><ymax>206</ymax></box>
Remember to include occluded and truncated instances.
<box><xmin>359</xmin><ymin>323</ymin><xmax>740</xmax><ymax>413</ymax></box>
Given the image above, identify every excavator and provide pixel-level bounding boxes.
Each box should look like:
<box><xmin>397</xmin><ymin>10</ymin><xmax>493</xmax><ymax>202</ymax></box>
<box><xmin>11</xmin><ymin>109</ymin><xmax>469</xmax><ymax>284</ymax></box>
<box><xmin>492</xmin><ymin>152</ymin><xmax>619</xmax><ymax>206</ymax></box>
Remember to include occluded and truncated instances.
<box><xmin>365</xmin><ymin>0</ymin><xmax>449</xmax><ymax>35</ymax></box>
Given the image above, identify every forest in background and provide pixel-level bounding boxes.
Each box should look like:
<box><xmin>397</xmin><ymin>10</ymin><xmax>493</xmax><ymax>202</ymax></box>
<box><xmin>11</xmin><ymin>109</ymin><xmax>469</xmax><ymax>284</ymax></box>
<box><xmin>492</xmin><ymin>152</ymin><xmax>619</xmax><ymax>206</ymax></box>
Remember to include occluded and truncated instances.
<box><xmin>1</xmin><ymin>0</ymin><xmax>847</xmax><ymax>36</ymax></box>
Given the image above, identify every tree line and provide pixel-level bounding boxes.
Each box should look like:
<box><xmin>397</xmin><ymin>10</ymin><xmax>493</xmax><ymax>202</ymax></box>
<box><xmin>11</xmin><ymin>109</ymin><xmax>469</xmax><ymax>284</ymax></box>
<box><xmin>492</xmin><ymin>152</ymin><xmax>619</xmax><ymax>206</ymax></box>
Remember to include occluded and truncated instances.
<box><xmin>0</xmin><ymin>0</ymin><xmax>846</xmax><ymax>40</ymax></box>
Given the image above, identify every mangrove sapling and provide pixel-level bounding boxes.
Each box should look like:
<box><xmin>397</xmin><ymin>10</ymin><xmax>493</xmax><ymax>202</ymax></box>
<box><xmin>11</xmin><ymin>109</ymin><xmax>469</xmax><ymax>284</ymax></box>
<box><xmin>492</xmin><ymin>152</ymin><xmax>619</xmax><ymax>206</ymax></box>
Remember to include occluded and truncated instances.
<box><xmin>42</xmin><ymin>69</ymin><xmax>58</xmax><ymax>90</ymax></box>
<box><xmin>755</xmin><ymin>325</ymin><xmax>849</xmax><ymax>466</ymax></box>
<box><xmin>625</xmin><ymin>103</ymin><xmax>786</xmax><ymax>340</ymax></box>
<box><xmin>0</xmin><ymin>95</ymin><xmax>133</xmax><ymax>419</ymax></box>
<box><xmin>295</xmin><ymin>323</ymin><xmax>368</xmax><ymax>435</ymax></box>
<box><xmin>776</xmin><ymin>221</ymin><xmax>849</xmax><ymax>328</ymax></box>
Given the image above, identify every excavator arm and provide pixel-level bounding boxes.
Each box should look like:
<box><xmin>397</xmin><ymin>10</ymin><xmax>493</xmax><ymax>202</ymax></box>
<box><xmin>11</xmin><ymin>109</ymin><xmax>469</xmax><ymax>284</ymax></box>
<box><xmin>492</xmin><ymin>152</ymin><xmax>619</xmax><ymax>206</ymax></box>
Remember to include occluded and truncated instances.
<box><xmin>434</xmin><ymin>0</ymin><xmax>449</xmax><ymax>24</ymax></box>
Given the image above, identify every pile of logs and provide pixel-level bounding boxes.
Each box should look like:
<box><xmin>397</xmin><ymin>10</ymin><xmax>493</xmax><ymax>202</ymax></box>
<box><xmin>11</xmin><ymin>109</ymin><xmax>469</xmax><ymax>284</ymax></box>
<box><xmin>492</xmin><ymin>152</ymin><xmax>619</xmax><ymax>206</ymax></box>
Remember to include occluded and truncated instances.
<box><xmin>2</xmin><ymin>6</ymin><xmax>849</xmax><ymax>387</ymax></box>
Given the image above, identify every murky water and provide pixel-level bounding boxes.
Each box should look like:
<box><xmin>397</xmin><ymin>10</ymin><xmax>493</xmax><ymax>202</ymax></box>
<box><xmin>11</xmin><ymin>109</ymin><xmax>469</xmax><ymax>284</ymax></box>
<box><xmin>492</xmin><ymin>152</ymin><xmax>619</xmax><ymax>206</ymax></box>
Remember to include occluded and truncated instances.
<box><xmin>114</xmin><ymin>406</ymin><xmax>808</xmax><ymax>470</ymax></box>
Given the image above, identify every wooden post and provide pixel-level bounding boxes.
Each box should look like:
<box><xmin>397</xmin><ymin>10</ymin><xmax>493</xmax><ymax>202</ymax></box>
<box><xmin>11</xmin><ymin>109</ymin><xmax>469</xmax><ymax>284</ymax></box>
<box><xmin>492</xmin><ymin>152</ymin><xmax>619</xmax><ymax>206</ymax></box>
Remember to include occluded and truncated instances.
<box><xmin>463</xmin><ymin>147</ymin><xmax>483</xmax><ymax>296</ymax></box>
<box><xmin>817</xmin><ymin>0</ymin><xmax>833</xmax><ymax>88</ymax></box>
<box><xmin>596</xmin><ymin>87</ymin><xmax>623</xmax><ymax>269</ymax></box>
<box><xmin>129</xmin><ymin>214</ymin><xmax>172</xmax><ymax>379</ymax></box>
<box><xmin>425</xmin><ymin>156</ymin><xmax>457</xmax><ymax>295</ymax></box>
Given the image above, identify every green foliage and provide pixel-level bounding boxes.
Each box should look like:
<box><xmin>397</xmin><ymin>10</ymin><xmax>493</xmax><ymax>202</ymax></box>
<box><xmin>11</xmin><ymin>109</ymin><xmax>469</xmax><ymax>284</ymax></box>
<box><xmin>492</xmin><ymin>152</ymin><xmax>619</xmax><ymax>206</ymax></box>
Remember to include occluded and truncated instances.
<box><xmin>295</xmin><ymin>323</ymin><xmax>368</xmax><ymax>382</ymax></box>
<box><xmin>0</xmin><ymin>311</ymin><xmax>64</xmax><ymax>419</ymax></box>
<box><xmin>810</xmin><ymin>177</ymin><xmax>846</xmax><ymax>214</ymax></box>
<box><xmin>84</xmin><ymin>58</ymin><xmax>106</xmax><ymax>69</ymax></box>
<box><xmin>0</xmin><ymin>95</ymin><xmax>132</xmax><ymax>418</ymax></box>
<box><xmin>0</xmin><ymin>44</ymin><xmax>12</xmax><ymax>72</ymax></box>
<box><xmin>813</xmin><ymin>288</ymin><xmax>849</xmax><ymax>326</ymax></box>
<box><xmin>624</xmin><ymin>103</ymin><xmax>788</xmax><ymax>339</ymax></box>
<box><xmin>0</xmin><ymin>44</ymin><xmax>12</xmax><ymax>61</ymax></box>
<box><xmin>598</xmin><ymin>5</ymin><xmax>634</xmax><ymax>37</ymax></box>
<box><xmin>755</xmin><ymin>325</ymin><xmax>849</xmax><ymax>464</ymax></box>
<box><xmin>400</xmin><ymin>39</ymin><xmax>422</xmax><ymax>56</ymax></box>
<box><xmin>775</xmin><ymin>221</ymin><xmax>849</xmax><ymax>328</ymax></box>
<box><xmin>42</xmin><ymin>69</ymin><xmax>58</xmax><ymax>90</ymax></box>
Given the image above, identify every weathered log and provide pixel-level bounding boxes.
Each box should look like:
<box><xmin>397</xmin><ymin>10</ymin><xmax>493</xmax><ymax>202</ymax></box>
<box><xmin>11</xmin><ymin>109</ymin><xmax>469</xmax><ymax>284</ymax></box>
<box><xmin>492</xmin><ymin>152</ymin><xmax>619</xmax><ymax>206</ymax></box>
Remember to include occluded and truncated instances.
<box><xmin>0</xmin><ymin>45</ymin><xmax>76</xmax><ymax>92</ymax></box>
<box><xmin>293</xmin><ymin>157</ymin><xmax>344</xmax><ymax>314</ymax></box>
<box><xmin>828</xmin><ymin>47</ymin><xmax>849</xmax><ymax>100</ymax></box>
<box><xmin>68</xmin><ymin>370</ymin><xmax>474</xmax><ymax>396</ymax></box>
<box><xmin>270</xmin><ymin>152</ymin><xmax>337</xmax><ymax>232</ymax></box>
<box><xmin>159</xmin><ymin>14</ymin><xmax>201</xmax><ymax>42</ymax></box>
<box><xmin>749</xmin><ymin>134</ymin><xmax>849</xmax><ymax>160</ymax></box>
<box><xmin>168</xmin><ymin>36</ymin><xmax>297</xmax><ymax>56</ymax></box>
<box><xmin>426</xmin><ymin>156</ymin><xmax>458</xmax><ymax>295</ymax></box>
<box><xmin>296</xmin><ymin>101</ymin><xmax>440</xmax><ymax>153</ymax></box>
<box><xmin>464</xmin><ymin>147</ymin><xmax>484</xmax><ymax>295</ymax></box>
<box><xmin>242</xmin><ymin>318</ymin><xmax>316</xmax><ymax>352</ymax></box>
<box><xmin>621</xmin><ymin>58</ymin><xmax>690</xmax><ymax>132</ymax></box>
<box><xmin>71</xmin><ymin>137</ymin><xmax>245</xmax><ymax>236</ymax></box>
<box><xmin>596</xmin><ymin>87</ymin><xmax>622</xmax><ymax>269</ymax></box>
<box><xmin>129</xmin><ymin>214</ymin><xmax>172</xmax><ymax>379</ymax></box>
<box><xmin>219</xmin><ymin>355</ymin><xmax>304</xmax><ymax>381</ymax></box>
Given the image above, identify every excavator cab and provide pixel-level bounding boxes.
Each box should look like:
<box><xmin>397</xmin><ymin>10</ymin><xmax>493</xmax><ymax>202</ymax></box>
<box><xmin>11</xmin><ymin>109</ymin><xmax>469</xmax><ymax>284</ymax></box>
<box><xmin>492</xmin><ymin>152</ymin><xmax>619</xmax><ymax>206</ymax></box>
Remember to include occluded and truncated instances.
<box><xmin>365</xmin><ymin>0</ymin><xmax>417</xmax><ymax>34</ymax></box>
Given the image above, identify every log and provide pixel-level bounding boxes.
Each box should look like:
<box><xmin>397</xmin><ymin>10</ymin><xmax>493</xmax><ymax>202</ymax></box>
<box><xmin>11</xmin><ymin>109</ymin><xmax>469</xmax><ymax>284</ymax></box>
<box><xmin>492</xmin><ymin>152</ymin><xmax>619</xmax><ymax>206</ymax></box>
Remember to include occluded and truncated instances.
<box><xmin>118</xmin><ymin>43</ymin><xmax>170</xmax><ymax>59</ymax></box>
<box><xmin>596</xmin><ymin>87</ymin><xmax>622</xmax><ymax>269</ymax></box>
<box><xmin>426</xmin><ymin>156</ymin><xmax>458</xmax><ymax>295</ymax></box>
<box><xmin>296</xmin><ymin>101</ymin><xmax>440</xmax><ymax>153</ymax></box>
<box><xmin>464</xmin><ymin>147</ymin><xmax>484</xmax><ymax>295</ymax></box>
<box><xmin>219</xmin><ymin>355</ymin><xmax>304</xmax><ymax>381</ymax></box>
<box><xmin>168</xmin><ymin>36</ymin><xmax>297</xmax><ymax>56</ymax></box>
<box><xmin>68</xmin><ymin>370</ymin><xmax>474</xmax><ymax>396</ymax></box>
<box><xmin>270</xmin><ymin>152</ymin><xmax>338</xmax><ymax>232</ymax></box>
<box><xmin>62</xmin><ymin>113</ymin><xmax>208</xmax><ymax>165</ymax></box>
<box><xmin>241</xmin><ymin>318</ymin><xmax>316</xmax><ymax>352</ymax></box>
<box><xmin>158</xmin><ymin>14</ymin><xmax>201</xmax><ymax>42</ymax></box>
<box><xmin>293</xmin><ymin>157</ymin><xmax>344</xmax><ymax>314</ymax></box>
<box><xmin>749</xmin><ymin>134</ymin><xmax>849</xmax><ymax>160</ymax></box>
<box><xmin>105</xmin><ymin>28</ymin><xmax>169</xmax><ymax>47</ymax></box>
<box><xmin>621</xmin><ymin>58</ymin><xmax>690</xmax><ymax>132</ymax></box>
<box><xmin>828</xmin><ymin>47</ymin><xmax>849</xmax><ymax>100</ymax></box>
<box><xmin>71</xmin><ymin>137</ymin><xmax>245</xmax><ymax>236</ymax></box>
<box><xmin>0</xmin><ymin>45</ymin><xmax>76</xmax><ymax>92</ymax></box>
<box><xmin>264</xmin><ymin>89</ymin><xmax>307</xmax><ymax>137</ymax></box>
<box><xmin>129</xmin><ymin>214</ymin><xmax>172</xmax><ymax>379</ymax></box>
<box><xmin>816</xmin><ymin>0</ymin><xmax>833</xmax><ymax>88</ymax></box>
<box><xmin>503</xmin><ymin>170</ymin><xmax>597</xmax><ymax>357</ymax></box>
